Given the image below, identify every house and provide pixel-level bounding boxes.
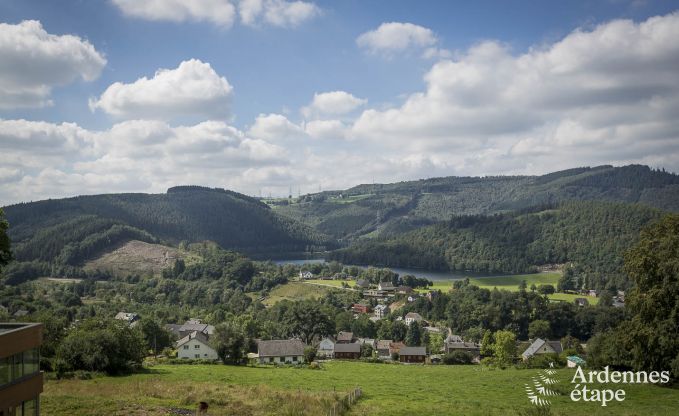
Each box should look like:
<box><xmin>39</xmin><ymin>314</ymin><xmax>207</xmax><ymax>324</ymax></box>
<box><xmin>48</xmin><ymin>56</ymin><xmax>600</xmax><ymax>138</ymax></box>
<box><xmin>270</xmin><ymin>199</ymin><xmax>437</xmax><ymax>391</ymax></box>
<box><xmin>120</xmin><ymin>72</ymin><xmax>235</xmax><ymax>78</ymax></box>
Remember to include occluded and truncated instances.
<box><xmin>333</xmin><ymin>343</ymin><xmax>361</xmax><ymax>359</ymax></box>
<box><xmin>389</xmin><ymin>341</ymin><xmax>406</xmax><ymax>356</ymax></box>
<box><xmin>357</xmin><ymin>338</ymin><xmax>376</xmax><ymax>350</ymax></box>
<box><xmin>587</xmin><ymin>290</ymin><xmax>598</xmax><ymax>297</ymax></box>
<box><xmin>405</xmin><ymin>312</ymin><xmax>424</xmax><ymax>326</ymax></box>
<box><xmin>522</xmin><ymin>338</ymin><xmax>563</xmax><ymax>360</ymax></box>
<box><xmin>374</xmin><ymin>304</ymin><xmax>390</xmax><ymax>319</ymax></box>
<box><xmin>12</xmin><ymin>309</ymin><xmax>29</xmax><ymax>318</ymax></box>
<box><xmin>378</xmin><ymin>281</ymin><xmax>396</xmax><ymax>292</ymax></box>
<box><xmin>397</xmin><ymin>286</ymin><xmax>415</xmax><ymax>295</ymax></box>
<box><xmin>336</xmin><ymin>331</ymin><xmax>354</xmax><ymax>344</ymax></box>
<box><xmin>352</xmin><ymin>303</ymin><xmax>371</xmax><ymax>314</ymax></box>
<box><xmin>0</xmin><ymin>323</ymin><xmax>43</xmax><ymax>416</ymax></box>
<box><xmin>574</xmin><ymin>298</ymin><xmax>589</xmax><ymax>307</ymax></box>
<box><xmin>363</xmin><ymin>289</ymin><xmax>389</xmax><ymax>298</ymax></box>
<box><xmin>426</xmin><ymin>291</ymin><xmax>438</xmax><ymax>301</ymax></box>
<box><xmin>445</xmin><ymin>334</ymin><xmax>463</xmax><ymax>343</ymax></box>
<box><xmin>176</xmin><ymin>331</ymin><xmax>219</xmax><ymax>360</ymax></box>
<box><xmin>424</xmin><ymin>326</ymin><xmax>443</xmax><ymax>334</ymax></box>
<box><xmin>407</xmin><ymin>296</ymin><xmax>416</xmax><ymax>303</ymax></box>
<box><xmin>567</xmin><ymin>355</ymin><xmax>587</xmax><ymax>368</ymax></box>
<box><xmin>399</xmin><ymin>346</ymin><xmax>427</xmax><ymax>363</ymax></box>
<box><xmin>114</xmin><ymin>312</ymin><xmax>140</xmax><ymax>327</ymax></box>
<box><xmin>178</xmin><ymin>320</ymin><xmax>215</xmax><ymax>339</ymax></box>
<box><xmin>355</xmin><ymin>279</ymin><xmax>370</xmax><ymax>289</ymax></box>
<box><xmin>376</xmin><ymin>340</ymin><xmax>392</xmax><ymax>358</ymax></box>
<box><xmin>166</xmin><ymin>323</ymin><xmax>183</xmax><ymax>338</ymax></box>
<box><xmin>257</xmin><ymin>339</ymin><xmax>306</xmax><ymax>364</ymax></box>
<box><xmin>444</xmin><ymin>341</ymin><xmax>481</xmax><ymax>358</ymax></box>
<box><xmin>317</xmin><ymin>337</ymin><xmax>335</xmax><ymax>358</ymax></box>
<box><xmin>299</xmin><ymin>271</ymin><xmax>313</xmax><ymax>280</ymax></box>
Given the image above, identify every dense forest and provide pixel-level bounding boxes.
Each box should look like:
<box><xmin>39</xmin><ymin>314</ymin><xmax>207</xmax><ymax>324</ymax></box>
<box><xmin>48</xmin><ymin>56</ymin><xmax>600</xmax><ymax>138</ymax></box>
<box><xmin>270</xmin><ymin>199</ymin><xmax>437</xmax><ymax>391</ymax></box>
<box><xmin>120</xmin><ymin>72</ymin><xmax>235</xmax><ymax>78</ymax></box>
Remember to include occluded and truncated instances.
<box><xmin>276</xmin><ymin>165</ymin><xmax>679</xmax><ymax>240</ymax></box>
<box><xmin>1</xmin><ymin>186</ymin><xmax>332</xmax><ymax>283</ymax></box>
<box><xmin>328</xmin><ymin>201</ymin><xmax>663</xmax><ymax>290</ymax></box>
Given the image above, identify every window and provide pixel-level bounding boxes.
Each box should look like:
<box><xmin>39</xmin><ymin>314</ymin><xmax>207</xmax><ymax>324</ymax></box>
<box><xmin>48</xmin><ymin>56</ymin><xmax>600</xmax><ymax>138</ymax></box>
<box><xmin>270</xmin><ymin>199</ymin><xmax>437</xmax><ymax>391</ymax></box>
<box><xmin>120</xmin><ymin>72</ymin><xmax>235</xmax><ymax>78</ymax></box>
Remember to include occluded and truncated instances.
<box><xmin>0</xmin><ymin>356</ymin><xmax>10</xmax><ymax>386</ymax></box>
<box><xmin>23</xmin><ymin>349</ymin><xmax>39</xmax><ymax>376</ymax></box>
<box><xmin>195</xmin><ymin>344</ymin><xmax>200</xmax><ymax>349</ymax></box>
<box><xmin>292</xmin><ymin>356</ymin><xmax>298</xmax><ymax>362</ymax></box>
<box><xmin>269</xmin><ymin>357</ymin><xmax>274</xmax><ymax>363</ymax></box>
<box><xmin>195</xmin><ymin>354</ymin><xmax>200</xmax><ymax>359</ymax></box>
<box><xmin>22</xmin><ymin>398</ymin><xmax>38</xmax><ymax>416</ymax></box>
<box><xmin>183</xmin><ymin>345</ymin><xmax>189</xmax><ymax>350</ymax></box>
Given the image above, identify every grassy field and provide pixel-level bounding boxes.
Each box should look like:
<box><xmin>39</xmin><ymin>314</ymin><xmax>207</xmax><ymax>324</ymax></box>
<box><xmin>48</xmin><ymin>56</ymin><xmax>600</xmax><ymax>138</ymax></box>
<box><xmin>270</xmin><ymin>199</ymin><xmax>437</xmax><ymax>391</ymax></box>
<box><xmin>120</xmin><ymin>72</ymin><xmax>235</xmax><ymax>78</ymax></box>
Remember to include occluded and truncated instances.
<box><xmin>303</xmin><ymin>273</ymin><xmax>596</xmax><ymax>304</ymax></box>
<box><xmin>42</xmin><ymin>362</ymin><xmax>679</xmax><ymax>415</ymax></box>
<box><xmin>261</xmin><ymin>282</ymin><xmax>340</xmax><ymax>306</ymax></box>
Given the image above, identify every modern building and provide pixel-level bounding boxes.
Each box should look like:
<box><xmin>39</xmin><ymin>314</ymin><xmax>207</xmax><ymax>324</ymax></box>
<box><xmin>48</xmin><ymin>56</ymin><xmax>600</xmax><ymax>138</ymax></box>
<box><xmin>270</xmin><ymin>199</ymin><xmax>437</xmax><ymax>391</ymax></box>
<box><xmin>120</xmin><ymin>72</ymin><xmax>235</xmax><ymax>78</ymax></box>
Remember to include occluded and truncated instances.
<box><xmin>1</xmin><ymin>322</ymin><xmax>43</xmax><ymax>416</ymax></box>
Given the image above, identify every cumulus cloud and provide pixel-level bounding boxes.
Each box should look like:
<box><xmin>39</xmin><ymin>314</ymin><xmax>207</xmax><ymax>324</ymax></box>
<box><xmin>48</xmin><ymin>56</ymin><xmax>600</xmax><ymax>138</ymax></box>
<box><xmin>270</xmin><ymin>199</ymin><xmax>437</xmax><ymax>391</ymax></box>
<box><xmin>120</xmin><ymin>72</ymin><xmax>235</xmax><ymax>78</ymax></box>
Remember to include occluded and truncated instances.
<box><xmin>111</xmin><ymin>0</ymin><xmax>320</xmax><ymax>28</ymax></box>
<box><xmin>352</xmin><ymin>12</ymin><xmax>679</xmax><ymax>173</ymax></box>
<box><xmin>0</xmin><ymin>20</ymin><xmax>106</xmax><ymax>109</ymax></box>
<box><xmin>89</xmin><ymin>59</ymin><xmax>233</xmax><ymax>120</ymax></box>
<box><xmin>238</xmin><ymin>0</ymin><xmax>320</xmax><ymax>27</ymax></box>
<box><xmin>111</xmin><ymin>0</ymin><xmax>237</xmax><ymax>27</ymax></box>
<box><xmin>301</xmin><ymin>91</ymin><xmax>366</xmax><ymax>118</ymax></box>
<box><xmin>247</xmin><ymin>113</ymin><xmax>305</xmax><ymax>141</ymax></box>
<box><xmin>0</xmin><ymin>118</ymin><xmax>288</xmax><ymax>204</ymax></box>
<box><xmin>304</xmin><ymin>119</ymin><xmax>349</xmax><ymax>140</ymax></box>
<box><xmin>357</xmin><ymin>22</ymin><xmax>438</xmax><ymax>56</ymax></box>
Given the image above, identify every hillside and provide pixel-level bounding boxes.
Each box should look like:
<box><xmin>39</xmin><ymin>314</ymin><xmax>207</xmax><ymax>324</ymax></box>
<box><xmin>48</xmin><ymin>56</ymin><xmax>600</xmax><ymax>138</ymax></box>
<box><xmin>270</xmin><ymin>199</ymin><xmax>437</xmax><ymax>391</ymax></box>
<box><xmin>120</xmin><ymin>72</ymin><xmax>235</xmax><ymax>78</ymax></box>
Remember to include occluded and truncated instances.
<box><xmin>328</xmin><ymin>201</ymin><xmax>664</xmax><ymax>290</ymax></box>
<box><xmin>275</xmin><ymin>165</ymin><xmax>679</xmax><ymax>240</ymax></box>
<box><xmin>2</xmin><ymin>186</ymin><xmax>331</xmax><ymax>275</ymax></box>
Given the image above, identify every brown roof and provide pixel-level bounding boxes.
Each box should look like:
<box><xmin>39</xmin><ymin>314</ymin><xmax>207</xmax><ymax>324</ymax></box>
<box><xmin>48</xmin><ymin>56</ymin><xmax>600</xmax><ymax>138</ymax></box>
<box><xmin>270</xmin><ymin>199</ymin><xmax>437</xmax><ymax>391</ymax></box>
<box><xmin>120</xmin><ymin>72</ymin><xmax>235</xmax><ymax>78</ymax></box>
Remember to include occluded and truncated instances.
<box><xmin>258</xmin><ymin>339</ymin><xmax>306</xmax><ymax>357</ymax></box>
<box><xmin>376</xmin><ymin>340</ymin><xmax>392</xmax><ymax>350</ymax></box>
<box><xmin>399</xmin><ymin>346</ymin><xmax>426</xmax><ymax>356</ymax></box>
<box><xmin>337</xmin><ymin>331</ymin><xmax>354</xmax><ymax>342</ymax></box>
<box><xmin>334</xmin><ymin>343</ymin><xmax>361</xmax><ymax>353</ymax></box>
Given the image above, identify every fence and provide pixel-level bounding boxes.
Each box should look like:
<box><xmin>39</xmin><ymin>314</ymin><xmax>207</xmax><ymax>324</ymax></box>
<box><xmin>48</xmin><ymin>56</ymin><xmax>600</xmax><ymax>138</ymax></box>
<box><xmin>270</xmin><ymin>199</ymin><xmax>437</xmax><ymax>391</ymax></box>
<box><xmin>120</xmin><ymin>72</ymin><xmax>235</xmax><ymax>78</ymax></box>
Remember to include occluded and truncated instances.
<box><xmin>327</xmin><ymin>387</ymin><xmax>362</xmax><ymax>416</ymax></box>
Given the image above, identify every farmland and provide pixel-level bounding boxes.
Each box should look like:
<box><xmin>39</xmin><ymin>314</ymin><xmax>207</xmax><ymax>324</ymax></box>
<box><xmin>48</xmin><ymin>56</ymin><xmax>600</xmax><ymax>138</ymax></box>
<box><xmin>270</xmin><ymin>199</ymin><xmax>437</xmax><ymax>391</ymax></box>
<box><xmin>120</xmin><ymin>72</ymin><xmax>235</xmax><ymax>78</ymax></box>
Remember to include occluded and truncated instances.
<box><xmin>41</xmin><ymin>362</ymin><xmax>679</xmax><ymax>415</ymax></box>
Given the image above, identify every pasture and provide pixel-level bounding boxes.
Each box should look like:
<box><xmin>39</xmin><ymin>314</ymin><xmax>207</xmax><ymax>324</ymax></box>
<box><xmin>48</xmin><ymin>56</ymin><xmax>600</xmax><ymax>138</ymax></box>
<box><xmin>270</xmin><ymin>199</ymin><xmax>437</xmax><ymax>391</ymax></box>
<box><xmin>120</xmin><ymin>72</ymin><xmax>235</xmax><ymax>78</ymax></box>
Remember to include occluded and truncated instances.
<box><xmin>41</xmin><ymin>362</ymin><xmax>679</xmax><ymax>415</ymax></box>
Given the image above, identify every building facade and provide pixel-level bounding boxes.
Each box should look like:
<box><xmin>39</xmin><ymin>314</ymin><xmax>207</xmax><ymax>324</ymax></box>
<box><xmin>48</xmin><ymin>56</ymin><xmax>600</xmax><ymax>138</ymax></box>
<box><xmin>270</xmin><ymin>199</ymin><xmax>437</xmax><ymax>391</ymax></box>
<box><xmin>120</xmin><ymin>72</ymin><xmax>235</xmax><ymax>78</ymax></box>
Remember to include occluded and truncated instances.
<box><xmin>1</xmin><ymin>323</ymin><xmax>43</xmax><ymax>416</ymax></box>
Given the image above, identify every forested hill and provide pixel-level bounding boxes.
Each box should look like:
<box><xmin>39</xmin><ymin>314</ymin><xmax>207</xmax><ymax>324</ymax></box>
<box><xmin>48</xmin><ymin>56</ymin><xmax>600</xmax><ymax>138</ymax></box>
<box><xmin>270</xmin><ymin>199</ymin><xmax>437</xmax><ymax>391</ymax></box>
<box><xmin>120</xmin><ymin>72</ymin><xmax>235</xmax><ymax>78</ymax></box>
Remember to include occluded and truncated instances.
<box><xmin>328</xmin><ymin>201</ymin><xmax>664</xmax><ymax>291</ymax></box>
<box><xmin>2</xmin><ymin>186</ymin><xmax>331</xmax><ymax>267</ymax></box>
<box><xmin>275</xmin><ymin>165</ymin><xmax>679</xmax><ymax>240</ymax></box>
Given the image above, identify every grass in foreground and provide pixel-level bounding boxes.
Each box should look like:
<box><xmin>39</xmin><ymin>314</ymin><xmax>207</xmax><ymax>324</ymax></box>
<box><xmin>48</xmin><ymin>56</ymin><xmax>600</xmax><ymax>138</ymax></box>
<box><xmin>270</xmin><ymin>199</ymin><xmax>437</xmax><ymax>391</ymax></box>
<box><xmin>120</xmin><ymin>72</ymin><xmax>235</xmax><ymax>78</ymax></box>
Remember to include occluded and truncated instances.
<box><xmin>42</xmin><ymin>362</ymin><xmax>679</xmax><ymax>416</ymax></box>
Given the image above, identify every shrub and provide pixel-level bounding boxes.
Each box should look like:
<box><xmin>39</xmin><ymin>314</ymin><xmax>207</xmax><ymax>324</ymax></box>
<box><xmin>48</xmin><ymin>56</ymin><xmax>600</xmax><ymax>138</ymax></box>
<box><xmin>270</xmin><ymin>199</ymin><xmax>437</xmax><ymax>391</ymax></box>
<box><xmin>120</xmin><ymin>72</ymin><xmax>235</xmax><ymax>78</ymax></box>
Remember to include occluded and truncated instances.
<box><xmin>442</xmin><ymin>350</ymin><xmax>474</xmax><ymax>365</ymax></box>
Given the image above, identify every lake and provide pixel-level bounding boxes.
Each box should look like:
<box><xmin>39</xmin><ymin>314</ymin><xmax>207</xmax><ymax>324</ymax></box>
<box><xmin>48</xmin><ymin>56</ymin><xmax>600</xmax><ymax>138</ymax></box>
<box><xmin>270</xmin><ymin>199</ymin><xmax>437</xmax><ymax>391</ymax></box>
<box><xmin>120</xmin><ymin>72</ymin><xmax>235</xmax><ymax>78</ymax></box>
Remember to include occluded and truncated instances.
<box><xmin>272</xmin><ymin>259</ymin><xmax>490</xmax><ymax>282</ymax></box>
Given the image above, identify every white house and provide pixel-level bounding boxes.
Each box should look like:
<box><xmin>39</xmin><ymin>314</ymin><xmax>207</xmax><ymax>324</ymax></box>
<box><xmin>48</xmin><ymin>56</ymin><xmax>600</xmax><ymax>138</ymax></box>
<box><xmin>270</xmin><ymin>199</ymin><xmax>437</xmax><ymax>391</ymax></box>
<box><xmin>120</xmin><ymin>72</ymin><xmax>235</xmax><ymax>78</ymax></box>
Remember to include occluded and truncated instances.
<box><xmin>405</xmin><ymin>312</ymin><xmax>424</xmax><ymax>326</ymax></box>
<box><xmin>317</xmin><ymin>336</ymin><xmax>335</xmax><ymax>358</ymax></box>
<box><xmin>299</xmin><ymin>271</ymin><xmax>313</xmax><ymax>280</ymax></box>
<box><xmin>374</xmin><ymin>304</ymin><xmax>390</xmax><ymax>319</ymax></box>
<box><xmin>176</xmin><ymin>331</ymin><xmax>219</xmax><ymax>360</ymax></box>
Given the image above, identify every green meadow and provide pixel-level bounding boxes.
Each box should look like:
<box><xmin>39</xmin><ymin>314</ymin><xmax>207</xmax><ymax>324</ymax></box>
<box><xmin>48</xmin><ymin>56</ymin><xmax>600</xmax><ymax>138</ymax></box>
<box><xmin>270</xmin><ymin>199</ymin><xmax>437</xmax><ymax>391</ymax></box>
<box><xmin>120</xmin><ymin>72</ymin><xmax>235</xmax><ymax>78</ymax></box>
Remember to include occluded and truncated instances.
<box><xmin>42</xmin><ymin>362</ymin><xmax>679</xmax><ymax>415</ymax></box>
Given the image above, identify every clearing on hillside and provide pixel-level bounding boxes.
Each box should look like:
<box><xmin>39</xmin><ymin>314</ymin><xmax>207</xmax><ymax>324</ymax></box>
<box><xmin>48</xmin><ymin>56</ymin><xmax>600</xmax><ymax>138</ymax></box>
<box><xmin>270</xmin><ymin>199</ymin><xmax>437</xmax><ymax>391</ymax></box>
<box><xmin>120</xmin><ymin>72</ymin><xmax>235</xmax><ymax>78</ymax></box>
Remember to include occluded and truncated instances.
<box><xmin>83</xmin><ymin>240</ymin><xmax>195</xmax><ymax>277</ymax></box>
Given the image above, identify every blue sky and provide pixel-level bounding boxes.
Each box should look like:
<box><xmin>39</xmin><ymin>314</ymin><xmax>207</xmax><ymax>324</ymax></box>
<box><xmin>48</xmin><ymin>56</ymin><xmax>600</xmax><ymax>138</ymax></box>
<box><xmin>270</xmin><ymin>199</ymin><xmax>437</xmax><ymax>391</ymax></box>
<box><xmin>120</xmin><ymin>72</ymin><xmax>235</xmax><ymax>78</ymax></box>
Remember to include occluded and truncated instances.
<box><xmin>1</xmin><ymin>0</ymin><xmax>678</xmax><ymax>203</ymax></box>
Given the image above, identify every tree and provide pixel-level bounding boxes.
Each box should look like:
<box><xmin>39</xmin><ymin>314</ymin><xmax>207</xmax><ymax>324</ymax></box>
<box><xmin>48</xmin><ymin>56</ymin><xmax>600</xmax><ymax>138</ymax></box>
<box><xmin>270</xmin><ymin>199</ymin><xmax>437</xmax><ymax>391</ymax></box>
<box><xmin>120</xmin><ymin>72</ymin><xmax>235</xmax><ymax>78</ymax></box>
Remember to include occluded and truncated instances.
<box><xmin>284</xmin><ymin>301</ymin><xmax>334</xmax><ymax>344</ymax></box>
<box><xmin>138</xmin><ymin>319</ymin><xmax>173</xmax><ymax>355</ymax></box>
<box><xmin>211</xmin><ymin>321</ymin><xmax>247</xmax><ymax>364</ymax></box>
<box><xmin>480</xmin><ymin>330</ymin><xmax>494</xmax><ymax>357</ymax></box>
<box><xmin>617</xmin><ymin>214</ymin><xmax>679</xmax><ymax>374</ymax></box>
<box><xmin>360</xmin><ymin>343</ymin><xmax>373</xmax><ymax>358</ymax></box>
<box><xmin>428</xmin><ymin>333</ymin><xmax>444</xmax><ymax>354</ymax></box>
<box><xmin>537</xmin><ymin>284</ymin><xmax>555</xmax><ymax>295</ymax></box>
<box><xmin>492</xmin><ymin>330</ymin><xmax>517</xmax><ymax>367</ymax></box>
<box><xmin>405</xmin><ymin>321</ymin><xmax>422</xmax><ymax>346</ymax></box>
<box><xmin>391</xmin><ymin>320</ymin><xmax>408</xmax><ymax>342</ymax></box>
<box><xmin>0</xmin><ymin>209</ymin><xmax>11</xmax><ymax>273</ymax></box>
<box><xmin>304</xmin><ymin>346</ymin><xmax>317</xmax><ymax>363</ymax></box>
<box><xmin>56</xmin><ymin>318</ymin><xmax>146</xmax><ymax>375</ymax></box>
<box><xmin>351</xmin><ymin>314</ymin><xmax>376</xmax><ymax>338</ymax></box>
<box><xmin>528</xmin><ymin>320</ymin><xmax>551</xmax><ymax>340</ymax></box>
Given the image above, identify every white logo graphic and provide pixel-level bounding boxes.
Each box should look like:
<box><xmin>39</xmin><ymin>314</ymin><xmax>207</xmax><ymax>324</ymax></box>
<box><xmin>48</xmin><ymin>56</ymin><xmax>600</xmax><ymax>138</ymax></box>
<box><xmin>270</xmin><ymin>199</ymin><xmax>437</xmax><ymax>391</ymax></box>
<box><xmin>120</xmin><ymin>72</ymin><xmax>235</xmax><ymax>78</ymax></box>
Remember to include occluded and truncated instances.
<box><xmin>525</xmin><ymin>368</ymin><xmax>561</xmax><ymax>406</ymax></box>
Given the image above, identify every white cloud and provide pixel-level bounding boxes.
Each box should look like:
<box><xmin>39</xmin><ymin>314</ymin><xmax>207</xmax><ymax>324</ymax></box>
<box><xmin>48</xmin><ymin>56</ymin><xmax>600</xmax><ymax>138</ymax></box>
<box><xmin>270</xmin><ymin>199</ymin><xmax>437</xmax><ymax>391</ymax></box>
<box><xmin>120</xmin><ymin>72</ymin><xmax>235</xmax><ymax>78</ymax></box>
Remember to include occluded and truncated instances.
<box><xmin>238</xmin><ymin>0</ymin><xmax>320</xmax><ymax>27</ymax></box>
<box><xmin>351</xmin><ymin>12</ymin><xmax>679</xmax><ymax>174</ymax></box>
<box><xmin>111</xmin><ymin>0</ymin><xmax>237</xmax><ymax>27</ymax></box>
<box><xmin>301</xmin><ymin>91</ymin><xmax>366</xmax><ymax>118</ymax></box>
<box><xmin>357</xmin><ymin>22</ymin><xmax>438</xmax><ymax>56</ymax></box>
<box><xmin>247</xmin><ymin>113</ymin><xmax>305</xmax><ymax>141</ymax></box>
<box><xmin>0</xmin><ymin>20</ymin><xmax>106</xmax><ymax>109</ymax></box>
<box><xmin>89</xmin><ymin>59</ymin><xmax>233</xmax><ymax>120</ymax></box>
<box><xmin>304</xmin><ymin>119</ymin><xmax>348</xmax><ymax>140</ymax></box>
<box><xmin>0</xmin><ymin>118</ymin><xmax>288</xmax><ymax>204</ymax></box>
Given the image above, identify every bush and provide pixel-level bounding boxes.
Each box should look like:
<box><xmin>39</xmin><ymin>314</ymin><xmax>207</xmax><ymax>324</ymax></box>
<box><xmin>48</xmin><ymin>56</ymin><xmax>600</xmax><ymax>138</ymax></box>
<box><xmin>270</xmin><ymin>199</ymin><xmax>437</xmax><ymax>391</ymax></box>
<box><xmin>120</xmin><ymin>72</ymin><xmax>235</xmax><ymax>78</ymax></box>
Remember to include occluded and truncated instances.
<box><xmin>519</xmin><ymin>353</ymin><xmax>564</xmax><ymax>369</ymax></box>
<box><xmin>442</xmin><ymin>350</ymin><xmax>474</xmax><ymax>365</ymax></box>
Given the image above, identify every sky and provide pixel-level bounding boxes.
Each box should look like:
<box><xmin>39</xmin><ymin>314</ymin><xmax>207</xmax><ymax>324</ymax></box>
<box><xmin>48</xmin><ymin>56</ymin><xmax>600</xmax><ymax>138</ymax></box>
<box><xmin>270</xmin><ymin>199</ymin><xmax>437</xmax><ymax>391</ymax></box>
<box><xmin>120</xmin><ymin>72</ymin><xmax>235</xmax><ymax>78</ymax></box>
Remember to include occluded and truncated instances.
<box><xmin>1</xmin><ymin>0</ymin><xmax>678</xmax><ymax>204</ymax></box>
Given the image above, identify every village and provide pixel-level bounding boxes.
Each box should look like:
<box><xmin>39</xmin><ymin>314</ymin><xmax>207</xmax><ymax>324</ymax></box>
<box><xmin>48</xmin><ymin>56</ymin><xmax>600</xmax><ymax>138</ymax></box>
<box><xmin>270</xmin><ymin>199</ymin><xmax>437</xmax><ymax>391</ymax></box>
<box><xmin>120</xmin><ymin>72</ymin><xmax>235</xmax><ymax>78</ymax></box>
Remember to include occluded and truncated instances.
<box><xmin>113</xmin><ymin>270</ymin><xmax>590</xmax><ymax>370</ymax></box>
